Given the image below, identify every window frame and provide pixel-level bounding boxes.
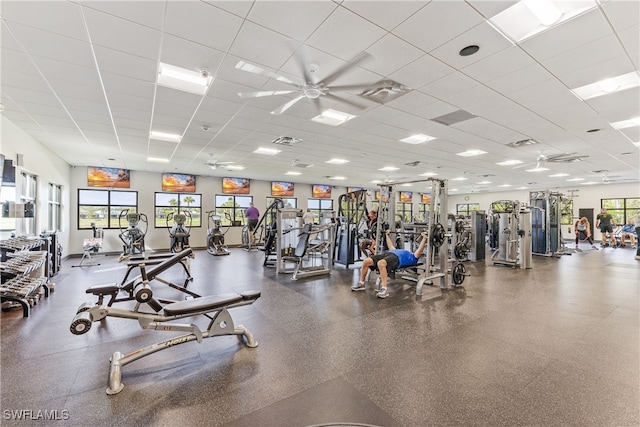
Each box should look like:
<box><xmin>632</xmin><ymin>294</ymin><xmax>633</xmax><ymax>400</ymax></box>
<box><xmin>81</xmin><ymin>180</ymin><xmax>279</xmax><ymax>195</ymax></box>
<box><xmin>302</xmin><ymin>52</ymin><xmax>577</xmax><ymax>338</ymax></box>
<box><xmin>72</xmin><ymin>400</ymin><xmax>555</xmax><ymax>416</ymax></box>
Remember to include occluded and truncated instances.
<box><xmin>307</xmin><ymin>198</ymin><xmax>334</xmax><ymax>220</ymax></box>
<box><xmin>215</xmin><ymin>195</ymin><xmax>254</xmax><ymax>226</ymax></box>
<box><xmin>154</xmin><ymin>192</ymin><xmax>202</xmax><ymax>228</ymax></box>
<box><xmin>601</xmin><ymin>198</ymin><xmax>640</xmax><ymax>225</ymax></box>
<box><xmin>456</xmin><ymin>203</ymin><xmax>480</xmax><ymax>218</ymax></box>
<box><xmin>20</xmin><ymin>171</ymin><xmax>37</xmax><ymax>235</ymax></box>
<box><xmin>48</xmin><ymin>183</ymin><xmax>62</xmax><ymax>232</ymax></box>
<box><xmin>78</xmin><ymin>189</ymin><xmax>138</xmax><ymax>230</ymax></box>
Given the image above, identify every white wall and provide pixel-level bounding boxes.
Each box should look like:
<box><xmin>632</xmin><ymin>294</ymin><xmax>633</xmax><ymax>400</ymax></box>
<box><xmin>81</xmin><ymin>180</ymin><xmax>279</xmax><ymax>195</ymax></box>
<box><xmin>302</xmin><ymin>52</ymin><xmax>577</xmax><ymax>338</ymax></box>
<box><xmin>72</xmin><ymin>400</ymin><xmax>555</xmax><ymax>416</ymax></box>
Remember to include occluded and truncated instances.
<box><xmin>1</xmin><ymin>116</ymin><xmax>71</xmax><ymax>253</ymax></box>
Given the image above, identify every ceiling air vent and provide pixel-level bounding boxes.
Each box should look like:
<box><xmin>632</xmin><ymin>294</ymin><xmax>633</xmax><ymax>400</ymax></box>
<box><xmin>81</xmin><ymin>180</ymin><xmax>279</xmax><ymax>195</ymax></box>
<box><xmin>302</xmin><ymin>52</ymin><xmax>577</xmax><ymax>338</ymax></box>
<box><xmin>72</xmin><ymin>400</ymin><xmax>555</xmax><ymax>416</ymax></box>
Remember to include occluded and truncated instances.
<box><xmin>506</xmin><ymin>138</ymin><xmax>539</xmax><ymax>148</ymax></box>
<box><xmin>431</xmin><ymin>109</ymin><xmax>476</xmax><ymax>126</ymax></box>
<box><xmin>272</xmin><ymin>136</ymin><xmax>302</xmax><ymax>146</ymax></box>
<box><xmin>292</xmin><ymin>163</ymin><xmax>313</xmax><ymax>168</ymax></box>
<box><xmin>359</xmin><ymin>79</ymin><xmax>410</xmax><ymax>104</ymax></box>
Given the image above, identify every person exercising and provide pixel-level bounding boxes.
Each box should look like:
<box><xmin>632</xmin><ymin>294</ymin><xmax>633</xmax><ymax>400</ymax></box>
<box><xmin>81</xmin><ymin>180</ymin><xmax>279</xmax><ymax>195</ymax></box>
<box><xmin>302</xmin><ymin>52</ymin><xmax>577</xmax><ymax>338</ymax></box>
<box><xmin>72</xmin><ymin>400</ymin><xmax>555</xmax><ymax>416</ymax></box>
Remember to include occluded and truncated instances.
<box><xmin>245</xmin><ymin>202</ymin><xmax>260</xmax><ymax>244</ymax></box>
<box><xmin>574</xmin><ymin>217</ymin><xmax>597</xmax><ymax>249</ymax></box>
<box><xmin>352</xmin><ymin>230</ymin><xmax>428</xmax><ymax>298</ymax></box>
<box><xmin>595</xmin><ymin>208</ymin><xmax>616</xmax><ymax>247</ymax></box>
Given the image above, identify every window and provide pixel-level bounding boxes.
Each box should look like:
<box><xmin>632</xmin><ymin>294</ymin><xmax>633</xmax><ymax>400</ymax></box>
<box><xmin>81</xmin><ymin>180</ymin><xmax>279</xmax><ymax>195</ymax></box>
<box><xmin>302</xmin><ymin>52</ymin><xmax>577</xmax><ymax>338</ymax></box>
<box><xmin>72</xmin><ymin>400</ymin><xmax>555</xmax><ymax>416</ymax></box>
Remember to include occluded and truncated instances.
<box><xmin>215</xmin><ymin>195</ymin><xmax>253</xmax><ymax>226</ymax></box>
<box><xmin>396</xmin><ymin>202</ymin><xmax>413</xmax><ymax>223</ymax></box>
<box><xmin>602</xmin><ymin>198</ymin><xmax>640</xmax><ymax>225</ymax></box>
<box><xmin>48</xmin><ymin>183</ymin><xmax>62</xmax><ymax>231</ymax></box>
<box><xmin>78</xmin><ymin>189</ymin><xmax>137</xmax><ymax>229</ymax></box>
<box><xmin>456</xmin><ymin>203</ymin><xmax>480</xmax><ymax>218</ymax></box>
<box><xmin>308</xmin><ymin>198</ymin><xmax>333</xmax><ymax>220</ymax></box>
<box><xmin>0</xmin><ymin>184</ymin><xmax>16</xmax><ymax>232</ymax></box>
<box><xmin>155</xmin><ymin>193</ymin><xmax>202</xmax><ymax>228</ymax></box>
<box><xmin>20</xmin><ymin>172</ymin><xmax>37</xmax><ymax>235</ymax></box>
<box><xmin>418</xmin><ymin>203</ymin><xmax>430</xmax><ymax>222</ymax></box>
<box><xmin>267</xmin><ymin>197</ymin><xmax>297</xmax><ymax>209</ymax></box>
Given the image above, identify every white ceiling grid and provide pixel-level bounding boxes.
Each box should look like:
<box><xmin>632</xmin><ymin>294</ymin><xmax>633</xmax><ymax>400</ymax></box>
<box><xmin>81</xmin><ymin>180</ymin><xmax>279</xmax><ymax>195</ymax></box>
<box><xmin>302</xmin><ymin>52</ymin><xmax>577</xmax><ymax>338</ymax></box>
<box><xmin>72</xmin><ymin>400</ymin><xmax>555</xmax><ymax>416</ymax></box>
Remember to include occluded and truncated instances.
<box><xmin>0</xmin><ymin>0</ymin><xmax>638</xmax><ymax>193</ymax></box>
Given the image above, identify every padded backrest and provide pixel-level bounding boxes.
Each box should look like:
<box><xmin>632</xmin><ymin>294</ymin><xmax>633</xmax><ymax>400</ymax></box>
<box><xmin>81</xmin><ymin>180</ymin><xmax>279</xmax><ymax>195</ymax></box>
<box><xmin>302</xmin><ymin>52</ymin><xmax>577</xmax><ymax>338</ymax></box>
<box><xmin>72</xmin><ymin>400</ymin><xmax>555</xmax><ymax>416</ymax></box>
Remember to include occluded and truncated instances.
<box><xmin>294</xmin><ymin>224</ymin><xmax>312</xmax><ymax>257</ymax></box>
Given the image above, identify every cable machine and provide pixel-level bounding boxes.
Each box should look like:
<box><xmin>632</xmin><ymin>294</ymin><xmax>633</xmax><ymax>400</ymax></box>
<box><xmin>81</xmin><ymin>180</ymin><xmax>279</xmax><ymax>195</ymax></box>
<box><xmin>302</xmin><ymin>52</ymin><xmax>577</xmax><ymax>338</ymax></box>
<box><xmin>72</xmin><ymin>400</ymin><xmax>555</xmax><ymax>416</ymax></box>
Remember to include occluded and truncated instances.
<box><xmin>489</xmin><ymin>200</ymin><xmax>532</xmax><ymax>269</ymax></box>
<box><xmin>529</xmin><ymin>190</ymin><xmax>570</xmax><ymax>257</ymax></box>
<box><xmin>334</xmin><ymin>190</ymin><xmax>368</xmax><ymax>268</ymax></box>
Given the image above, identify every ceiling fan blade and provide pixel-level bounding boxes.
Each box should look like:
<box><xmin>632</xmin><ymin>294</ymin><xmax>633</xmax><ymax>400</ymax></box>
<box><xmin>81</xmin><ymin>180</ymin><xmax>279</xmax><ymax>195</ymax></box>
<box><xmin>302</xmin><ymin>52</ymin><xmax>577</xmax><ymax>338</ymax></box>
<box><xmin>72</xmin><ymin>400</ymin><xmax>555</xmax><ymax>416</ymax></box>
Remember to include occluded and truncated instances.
<box><xmin>323</xmin><ymin>93</ymin><xmax>367</xmax><ymax>110</ymax></box>
<box><xmin>312</xmin><ymin>97</ymin><xmax>322</xmax><ymax>115</ymax></box>
<box><xmin>238</xmin><ymin>90</ymin><xmax>299</xmax><ymax>98</ymax></box>
<box><xmin>287</xmin><ymin>41</ymin><xmax>316</xmax><ymax>85</ymax></box>
<box><xmin>235</xmin><ymin>60</ymin><xmax>297</xmax><ymax>85</ymax></box>
<box><xmin>318</xmin><ymin>51</ymin><xmax>371</xmax><ymax>87</ymax></box>
<box><xmin>271</xmin><ymin>95</ymin><xmax>305</xmax><ymax>115</ymax></box>
<box><xmin>326</xmin><ymin>84</ymin><xmax>376</xmax><ymax>93</ymax></box>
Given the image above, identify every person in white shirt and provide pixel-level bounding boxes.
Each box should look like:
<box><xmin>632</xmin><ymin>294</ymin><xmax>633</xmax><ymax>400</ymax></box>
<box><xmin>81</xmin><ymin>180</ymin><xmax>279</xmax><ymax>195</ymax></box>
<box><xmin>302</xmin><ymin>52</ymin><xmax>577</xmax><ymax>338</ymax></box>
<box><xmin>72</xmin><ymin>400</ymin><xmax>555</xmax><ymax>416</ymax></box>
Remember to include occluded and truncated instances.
<box><xmin>302</xmin><ymin>208</ymin><xmax>314</xmax><ymax>225</ymax></box>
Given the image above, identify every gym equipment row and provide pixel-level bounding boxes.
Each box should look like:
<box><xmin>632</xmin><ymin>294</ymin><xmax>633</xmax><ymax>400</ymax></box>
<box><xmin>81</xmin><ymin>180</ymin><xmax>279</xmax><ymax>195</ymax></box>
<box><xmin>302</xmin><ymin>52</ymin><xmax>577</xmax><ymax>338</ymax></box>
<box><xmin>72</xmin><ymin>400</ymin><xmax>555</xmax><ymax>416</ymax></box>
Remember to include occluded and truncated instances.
<box><xmin>206</xmin><ymin>211</ymin><xmax>231</xmax><ymax>256</ymax></box>
<box><xmin>283</xmin><ymin>220</ymin><xmax>336</xmax><ymax>280</ymax></box>
<box><xmin>69</xmin><ymin>248</ymin><xmax>260</xmax><ymax>395</ymax></box>
<box><xmin>530</xmin><ymin>190</ymin><xmax>573</xmax><ymax>257</ymax></box>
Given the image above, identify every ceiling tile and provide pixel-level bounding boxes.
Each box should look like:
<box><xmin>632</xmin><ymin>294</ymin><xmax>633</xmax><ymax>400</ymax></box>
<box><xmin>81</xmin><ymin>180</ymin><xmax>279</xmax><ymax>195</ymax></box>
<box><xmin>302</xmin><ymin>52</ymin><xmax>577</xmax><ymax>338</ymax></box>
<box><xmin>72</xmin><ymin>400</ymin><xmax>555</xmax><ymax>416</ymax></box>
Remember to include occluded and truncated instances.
<box><xmin>341</xmin><ymin>1</ymin><xmax>427</xmax><ymax>31</ymax></box>
<box><xmin>247</xmin><ymin>1</ymin><xmax>337</xmax><ymax>40</ymax></box>
<box><xmin>79</xmin><ymin>0</ymin><xmax>165</xmax><ymax>29</ymax></box>
<box><xmin>2</xmin><ymin>0</ymin><xmax>87</xmax><ymax>40</ymax></box>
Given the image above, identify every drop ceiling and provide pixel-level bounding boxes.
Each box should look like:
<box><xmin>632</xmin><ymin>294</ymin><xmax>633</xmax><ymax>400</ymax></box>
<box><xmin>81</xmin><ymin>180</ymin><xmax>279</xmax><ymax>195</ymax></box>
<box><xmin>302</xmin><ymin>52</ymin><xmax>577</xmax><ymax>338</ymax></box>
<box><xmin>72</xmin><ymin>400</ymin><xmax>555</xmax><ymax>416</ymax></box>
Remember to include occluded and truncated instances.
<box><xmin>1</xmin><ymin>0</ymin><xmax>639</xmax><ymax>193</ymax></box>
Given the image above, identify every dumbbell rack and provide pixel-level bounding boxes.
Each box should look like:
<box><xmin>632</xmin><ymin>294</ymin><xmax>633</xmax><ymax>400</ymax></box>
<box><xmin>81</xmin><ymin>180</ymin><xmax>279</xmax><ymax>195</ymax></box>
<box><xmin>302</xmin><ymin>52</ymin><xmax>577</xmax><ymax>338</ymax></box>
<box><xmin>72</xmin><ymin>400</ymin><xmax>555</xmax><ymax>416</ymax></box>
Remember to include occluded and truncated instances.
<box><xmin>1</xmin><ymin>237</ymin><xmax>51</xmax><ymax>317</ymax></box>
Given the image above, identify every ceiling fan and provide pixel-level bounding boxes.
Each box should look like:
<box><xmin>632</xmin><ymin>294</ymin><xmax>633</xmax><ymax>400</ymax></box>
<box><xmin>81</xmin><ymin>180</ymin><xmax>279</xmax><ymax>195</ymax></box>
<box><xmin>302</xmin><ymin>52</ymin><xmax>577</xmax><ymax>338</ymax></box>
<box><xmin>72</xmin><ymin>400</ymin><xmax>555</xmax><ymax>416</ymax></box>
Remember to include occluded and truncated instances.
<box><xmin>593</xmin><ymin>170</ymin><xmax>637</xmax><ymax>184</ymax></box>
<box><xmin>514</xmin><ymin>152</ymin><xmax>589</xmax><ymax>169</ymax></box>
<box><xmin>206</xmin><ymin>159</ymin><xmax>236</xmax><ymax>170</ymax></box>
<box><xmin>236</xmin><ymin>44</ymin><xmax>376</xmax><ymax>115</ymax></box>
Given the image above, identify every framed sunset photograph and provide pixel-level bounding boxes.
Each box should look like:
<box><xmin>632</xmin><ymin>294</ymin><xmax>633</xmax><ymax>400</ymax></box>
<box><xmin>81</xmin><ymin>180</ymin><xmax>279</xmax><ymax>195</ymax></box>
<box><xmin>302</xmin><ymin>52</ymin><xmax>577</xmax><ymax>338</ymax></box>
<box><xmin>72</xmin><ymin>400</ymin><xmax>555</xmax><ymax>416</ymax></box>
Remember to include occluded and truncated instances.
<box><xmin>400</xmin><ymin>191</ymin><xmax>413</xmax><ymax>202</ymax></box>
<box><xmin>162</xmin><ymin>173</ymin><xmax>196</xmax><ymax>192</ymax></box>
<box><xmin>222</xmin><ymin>177</ymin><xmax>250</xmax><ymax>194</ymax></box>
<box><xmin>271</xmin><ymin>181</ymin><xmax>294</xmax><ymax>197</ymax></box>
<box><xmin>88</xmin><ymin>167</ymin><xmax>130</xmax><ymax>188</ymax></box>
<box><xmin>421</xmin><ymin>193</ymin><xmax>432</xmax><ymax>204</ymax></box>
<box><xmin>312</xmin><ymin>184</ymin><xmax>332</xmax><ymax>199</ymax></box>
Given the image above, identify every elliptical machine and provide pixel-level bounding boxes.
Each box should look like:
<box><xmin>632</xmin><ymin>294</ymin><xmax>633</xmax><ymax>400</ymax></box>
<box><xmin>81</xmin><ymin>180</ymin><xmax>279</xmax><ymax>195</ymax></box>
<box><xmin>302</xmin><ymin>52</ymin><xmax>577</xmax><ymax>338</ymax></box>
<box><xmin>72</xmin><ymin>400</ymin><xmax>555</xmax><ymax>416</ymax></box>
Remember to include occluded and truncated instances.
<box><xmin>167</xmin><ymin>211</ymin><xmax>193</xmax><ymax>256</ymax></box>
<box><xmin>117</xmin><ymin>210</ymin><xmax>148</xmax><ymax>262</ymax></box>
<box><xmin>206</xmin><ymin>211</ymin><xmax>230</xmax><ymax>256</ymax></box>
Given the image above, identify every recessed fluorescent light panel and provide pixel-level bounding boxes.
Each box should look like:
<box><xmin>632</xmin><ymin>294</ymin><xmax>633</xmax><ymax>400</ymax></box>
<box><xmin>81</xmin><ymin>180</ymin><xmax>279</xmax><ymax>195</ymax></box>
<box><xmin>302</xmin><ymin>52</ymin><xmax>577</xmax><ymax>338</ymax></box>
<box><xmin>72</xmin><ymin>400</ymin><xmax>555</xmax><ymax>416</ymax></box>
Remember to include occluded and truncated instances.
<box><xmin>420</xmin><ymin>172</ymin><xmax>438</xmax><ymax>177</ymax></box>
<box><xmin>326</xmin><ymin>158</ymin><xmax>350</xmax><ymax>165</ymax></box>
<box><xmin>549</xmin><ymin>173</ymin><xmax>569</xmax><ymax>177</ymax></box>
<box><xmin>581</xmin><ymin>181</ymin><xmax>598</xmax><ymax>185</ymax></box>
<box><xmin>285</xmin><ymin>171</ymin><xmax>302</xmax><ymax>176</ymax></box>
<box><xmin>633</xmin><ymin>142</ymin><xmax>640</xmax><ymax>148</ymax></box>
<box><xmin>379</xmin><ymin>166</ymin><xmax>399</xmax><ymax>172</ymax></box>
<box><xmin>571</xmin><ymin>72</ymin><xmax>640</xmax><ymax>100</ymax></box>
<box><xmin>526</xmin><ymin>166</ymin><xmax>549</xmax><ymax>172</ymax></box>
<box><xmin>516</xmin><ymin>187</ymin><xmax>529</xmax><ymax>190</ymax></box>
<box><xmin>157</xmin><ymin>62</ymin><xmax>213</xmax><ymax>95</ymax></box>
<box><xmin>566</xmin><ymin>178</ymin><xmax>585</xmax><ymax>182</ymax></box>
<box><xmin>497</xmin><ymin>160</ymin><xmax>523</xmax><ymax>166</ymax></box>
<box><xmin>477</xmin><ymin>180</ymin><xmax>492</xmax><ymax>184</ymax></box>
<box><xmin>226</xmin><ymin>165</ymin><xmax>245</xmax><ymax>170</ymax></box>
<box><xmin>400</xmin><ymin>134</ymin><xmax>436</xmax><ymax>144</ymax></box>
<box><xmin>150</xmin><ymin>131</ymin><xmax>182</xmax><ymax>143</ymax></box>
<box><xmin>498</xmin><ymin>184</ymin><xmax>512</xmax><ymax>187</ymax></box>
<box><xmin>147</xmin><ymin>157</ymin><xmax>169</xmax><ymax>163</ymax></box>
<box><xmin>310</xmin><ymin>109</ymin><xmax>356</xmax><ymax>126</ymax></box>
<box><xmin>371</xmin><ymin>180</ymin><xmax>382</xmax><ymax>184</ymax></box>
<box><xmin>451</xmin><ymin>177</ymin><xmax>468</xmax><ymax>181</ymax></box>
<box><xmin>456</xmin><ymin>149</ymin><xmax>487</xmax><ymax>157</ymax></box>
<box><xmin>611</xmin><ymin>117</ymin><xmax>640</xmax><ymax>130</ymax></box>
<box><xmin>254</xmin><ymin>147</ymin><xmax>281</xmax><ymax>155</ymax></box>
<box><xmin>489</xmin><ymin>0</ymin><xmax>597</xmax><ymax>43</ymax></box>
<box><xmin>329</xmin><ymin>176</ymin><xmax>347</xmax><ymax>180</ymax></box>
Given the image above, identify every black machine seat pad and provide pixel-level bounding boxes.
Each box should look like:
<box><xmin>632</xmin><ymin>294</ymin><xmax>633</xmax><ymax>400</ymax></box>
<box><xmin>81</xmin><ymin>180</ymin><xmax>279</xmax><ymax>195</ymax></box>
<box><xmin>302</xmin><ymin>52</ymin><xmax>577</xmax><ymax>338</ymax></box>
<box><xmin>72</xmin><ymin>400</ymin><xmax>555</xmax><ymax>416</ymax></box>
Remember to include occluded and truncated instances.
<box><xmin>163</xmin><ymin>291</ymin><xmax>261</xmax><ymax>316</ymax></box>
<box><xmin>86</xmin><ymin>283</ymin><xmax>119</xmax><ymax>295</ymax></box>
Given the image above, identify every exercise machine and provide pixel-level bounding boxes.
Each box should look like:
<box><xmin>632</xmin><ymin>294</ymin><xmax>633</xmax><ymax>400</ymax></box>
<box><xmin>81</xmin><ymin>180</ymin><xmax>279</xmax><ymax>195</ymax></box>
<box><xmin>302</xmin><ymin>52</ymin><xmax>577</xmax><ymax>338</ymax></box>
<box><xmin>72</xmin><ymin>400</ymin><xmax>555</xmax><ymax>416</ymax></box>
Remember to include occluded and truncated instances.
<box><xmin>81</xmin><ymin>250</ymin><xmax>195</xmax><ymax>308</ymax></box>
<box><xmin>117</xmin><ymin>210</ymin><xmax>148</xmax><ymax>262</ymax></box>
<box><xmin>257</xmin><ymin>198</ymin><xmax>284</xmax><ymax>263</ymax></box>
<box><xmin>73</xmin><ymin>223</ymin><xmax>103</xmax><ymax>268</ymax></box>
<box><xmin>69</xmin><ymin>249</ymin><xmax>260</xmax><ymax>395</ymax></box>
<box><xmin>206</xmin><ymin>211</ymin><xmax>230</xmax><ymax>256</ymax></box>
<box><xmin>489</xmin><ymin>200</ymin><xmax>532</xmax><ymax>269</ymax></box>
<box><xmin>167</xmin><ymin>211</ymin><xmax>193</xmax><ymax>255</ymax></box>
<box><xmin>529</xmin><ymin>190</ymin><xmax>571</xmax><ymax>257</ymax></box>
<box><xmin>467</xmin><ymin>210</ymin><xmax>486</xmax><ymax>262</ymax></box>
<box><xmin>284</xmin><ymin>221</ymin><xmax>336</xmax><ymax>280</ymax></box>
<box><xmin>335</xmin><ymin>190</ymin><xmax>368</xmax><ymax>268</ymax></box>
<box><xmin>370</xmin><ymin>178</ymin><xmax>468</xmax><ymax>296</ymax></box>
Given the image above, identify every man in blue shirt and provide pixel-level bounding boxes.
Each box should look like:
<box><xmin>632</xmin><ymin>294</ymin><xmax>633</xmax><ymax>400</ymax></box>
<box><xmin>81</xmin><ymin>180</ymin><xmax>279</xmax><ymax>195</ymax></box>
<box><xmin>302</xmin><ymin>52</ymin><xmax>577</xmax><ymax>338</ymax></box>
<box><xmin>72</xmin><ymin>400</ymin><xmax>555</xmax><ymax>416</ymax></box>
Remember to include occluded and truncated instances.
<box><xmin>352</xmin><ymin>230</ymin><xmax>428</xmax><ymax>298</ymax></box>
<box><xmin>620</xmin><ymin>218</ymin><xmax>637</xmax><ymax>248</ymax></box>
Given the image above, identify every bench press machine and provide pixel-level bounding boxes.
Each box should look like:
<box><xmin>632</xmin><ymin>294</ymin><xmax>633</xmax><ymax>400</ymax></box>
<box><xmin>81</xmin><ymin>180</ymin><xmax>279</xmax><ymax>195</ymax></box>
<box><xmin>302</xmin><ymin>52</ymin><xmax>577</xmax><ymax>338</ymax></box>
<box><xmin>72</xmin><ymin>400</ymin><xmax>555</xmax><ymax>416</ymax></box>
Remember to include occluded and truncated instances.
<box><xmin>284</xmin><ymin>222</ymin><xmax>336</xmax><ymax>280</ymax></box>
<box><xmin>69</xmin><ymin>248</ymin><xmax>261</xmax><ymax>395</ymax></box>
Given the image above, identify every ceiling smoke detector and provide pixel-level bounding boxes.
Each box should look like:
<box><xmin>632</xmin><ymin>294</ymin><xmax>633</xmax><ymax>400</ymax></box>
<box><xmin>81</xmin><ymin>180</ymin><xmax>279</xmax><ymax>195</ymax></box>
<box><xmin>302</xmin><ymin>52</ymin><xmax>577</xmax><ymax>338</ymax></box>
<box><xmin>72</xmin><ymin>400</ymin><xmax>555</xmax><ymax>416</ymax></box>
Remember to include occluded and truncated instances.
<box><xmin>272</xmin><ymin>136</ymin><xmax>303</xmax><ymax>146</ymax></box>
<box><xmin>359</xmin><ymin>79</ymin><xmax>410</xmax><ymax>104</ymax></box>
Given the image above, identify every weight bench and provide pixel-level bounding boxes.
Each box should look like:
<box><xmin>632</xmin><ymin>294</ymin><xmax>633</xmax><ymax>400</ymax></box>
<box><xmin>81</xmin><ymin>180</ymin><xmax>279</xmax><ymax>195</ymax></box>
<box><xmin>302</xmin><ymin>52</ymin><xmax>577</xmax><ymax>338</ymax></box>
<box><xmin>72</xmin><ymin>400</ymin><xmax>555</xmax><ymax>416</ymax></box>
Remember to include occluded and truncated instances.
<box><xmin>69</xmin><ymin>251</ymin><xmax>261</xmax><ymax>395</ymax></box>
<box><xmin>81</xmin><ymin>249</ymin><xmax>197</xmax><ymax>309</ymax></box>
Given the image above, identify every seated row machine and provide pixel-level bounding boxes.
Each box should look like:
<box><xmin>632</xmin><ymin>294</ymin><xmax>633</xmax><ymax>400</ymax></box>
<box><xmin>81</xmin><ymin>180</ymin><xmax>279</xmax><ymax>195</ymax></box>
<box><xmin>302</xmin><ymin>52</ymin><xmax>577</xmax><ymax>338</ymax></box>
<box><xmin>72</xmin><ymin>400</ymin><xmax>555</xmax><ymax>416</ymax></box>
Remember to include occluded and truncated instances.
<box><xmin>69</xmin><ymin>248</ymin><xmax>261</xmax><ymax>395</ymax></box>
